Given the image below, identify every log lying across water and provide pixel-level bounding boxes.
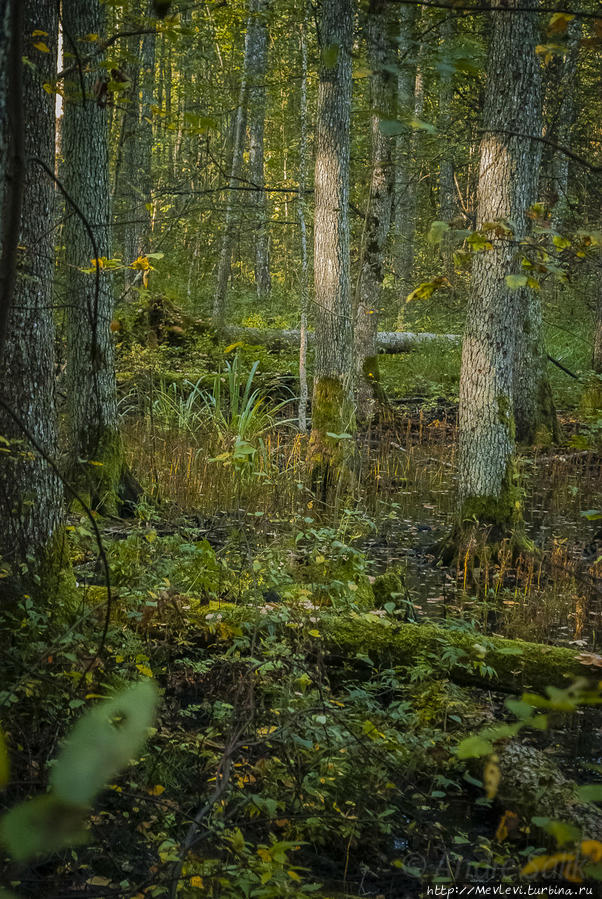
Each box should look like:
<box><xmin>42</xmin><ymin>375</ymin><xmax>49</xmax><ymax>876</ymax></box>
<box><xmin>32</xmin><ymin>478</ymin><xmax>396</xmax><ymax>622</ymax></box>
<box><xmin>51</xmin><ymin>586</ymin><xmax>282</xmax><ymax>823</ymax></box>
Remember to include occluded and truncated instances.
<box><xmin>220</xmin><ymin>326</ymin><xmax>460</xmax><ymax>354</ymax></box>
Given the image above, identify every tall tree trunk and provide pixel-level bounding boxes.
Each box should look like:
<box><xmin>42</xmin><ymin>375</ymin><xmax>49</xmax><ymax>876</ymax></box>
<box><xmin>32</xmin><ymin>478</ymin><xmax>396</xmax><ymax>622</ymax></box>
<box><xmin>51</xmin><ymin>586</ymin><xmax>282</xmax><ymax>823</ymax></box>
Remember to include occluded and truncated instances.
<box><xmin>309</xmin><ymin>0</ymin><xmax>355</xmax><ymax>488</ymax></box>
<box><xmin>298</xmin><ymin>17</ymin><xmax>309</xmax><ymax>433</ymax></box>
<box><xmin>62</xmin><ymin>0</ymin><xmax>121</xmax><ymax>510</ymax></box>
<box><xmin>114</xmin><ymin>1</ymin><xmax>156</xmax><ymax>289</ymax></box>
<box><xmin>512</xmin><ymin>30</ymin><xmax>558</xmax><ymax>446</ymax></box>
<box><xmin>393</xmin><ymin>16</ymin><xmax>423</xmax><ymax>290</ymax></box>
<box><xmin>438</xmin><ymin>16</ymin><xmax>456</xmax><ymax>268</ymax></box>
<box><xmin>247</xmin><ymin>0</ymin><xmax>271</xmax><ymax>299</ymax></box>
<box><xmin>0</xmin><ymin>0</ymin><xmax>69</xmax><ymax>602</ymax></box>
<box><xmin>457</xmin><ymin>0</ymin><xmax>540</xmax><ymax>533</ymax></box>
<box><xmin>355</xmin><ymin>0</ymin><xmax>397</xmax><ymax>422</ymax></box>
<box><xmin>549</xmin><ymin>19</ymin><xmax>581</xmax><ymax>233</ymax></box>
<box><xmin>0</xmin><ymin>0</ymin><xmax>10</xmax><ymax>247</ymax></box>
<box><xmin>212</xmin><ymin>4</ymin><xmax>252</xmax><ymax>327</ymax></box>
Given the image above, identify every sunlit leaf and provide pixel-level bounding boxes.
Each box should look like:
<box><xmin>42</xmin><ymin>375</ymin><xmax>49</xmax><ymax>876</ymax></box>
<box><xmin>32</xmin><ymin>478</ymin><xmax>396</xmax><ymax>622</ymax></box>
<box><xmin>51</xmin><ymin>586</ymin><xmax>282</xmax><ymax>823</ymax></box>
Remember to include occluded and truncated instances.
<box><xmin>505</xmin><ymin>274</ymin><xmax>528</xmax><ymax>289</ymax></box>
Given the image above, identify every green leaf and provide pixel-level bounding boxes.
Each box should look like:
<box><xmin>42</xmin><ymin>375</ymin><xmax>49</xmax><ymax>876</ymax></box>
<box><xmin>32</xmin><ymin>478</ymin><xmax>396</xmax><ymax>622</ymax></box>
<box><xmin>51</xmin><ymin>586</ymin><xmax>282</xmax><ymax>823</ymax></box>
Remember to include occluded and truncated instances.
<box><xmin>576</xmin><ymin>784</ymin><xmax>602</xmax><ymax>803</ymax></box>
<box><xmin>50</xmin><ymin>681</ymin><xmax>158</xmax><ymax>806</ymax></box>
<box><xmin>505</xmin><ymin>274</ymin><xmax>528</xmax><ymax>289</ymax></box>
<box><xmin>379</xmin><ymin>119</ymin><xmax>404</xmax><ymax>137</ymax></box>
<box><xmin>0</xmin><ymin>794</ymin><xmax>88</xmax><ymax>861</ymax></box>
<box><xmin>322</xmin><ymin>44</ymin><xmax>339</xmax><ymax>68</ymax></box>
<box><xmin>428</xmin><ymin>221</ymin><xmax>451</xmax><ymax>245</ymax></box>
<box><xmin>454</xmin><ymin>735</ymin><xmax>493</xmax><ymax>759</ymax></box>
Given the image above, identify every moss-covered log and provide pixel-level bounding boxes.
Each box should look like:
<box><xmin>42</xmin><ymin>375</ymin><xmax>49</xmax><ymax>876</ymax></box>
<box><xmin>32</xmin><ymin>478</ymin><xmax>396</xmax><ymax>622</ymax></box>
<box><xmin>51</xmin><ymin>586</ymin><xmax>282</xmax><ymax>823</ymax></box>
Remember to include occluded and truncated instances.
<box><xmin>193</xmin><ymin>603</ymin><xmax>601</xmax><ymax>694</ymax></box>
<box><xmin>320</xmin><ymin>615</ymin><xmax>599</xmax><ymax>693</ymax></box>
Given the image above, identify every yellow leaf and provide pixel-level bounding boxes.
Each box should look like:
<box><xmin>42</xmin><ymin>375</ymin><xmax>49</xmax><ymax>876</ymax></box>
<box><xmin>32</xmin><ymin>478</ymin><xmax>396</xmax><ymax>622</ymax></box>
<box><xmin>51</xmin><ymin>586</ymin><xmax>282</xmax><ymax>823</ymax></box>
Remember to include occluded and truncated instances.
<box><xmin>483</xmin><ymin>757</ymin><xmax>501</xmax><ymax>800</ymax></box>
<box><xmin>224</xmin><ymin>341</ymin><xmax>244</xmax><ymax>353</ymax></box>
<box><xmin>582</xmin><ymin>840</ymin><xmax>602</xmax><ymax>863</ymax></box>
<box><xmin>189</xmin><ymin>876</ymin><xmax>204</xmax><ymax>888</ymax></box>
<box><xmin>521</xmin><ymin>852</ymin><xmax>576</xmax><ymax>877</ymax></box>
<box><xmin>287</xmin><ymin>869</ymin><xmax>302</xmax><ymax>881</ymax></box>
<box><xmin>495</xmin><ymin>810</ymin><xmax>519</xmax><ymax>843</ymax></box>
<box><xmin>308</xmin><ymin>630</ymin><xmax>320</xmax><ymax>638</ymax></box>
<box><xmin>33</xmin><ymin>41</ymin><xmax>50</xmax><ymax>52</ymax></box>
<box><xmin>136</xmin><ymin>663</ymin><xmax>153</xmax><ymax>678</ymax></box>
<box><xmin>148</xmin><ymin>784</ymin><xmax>165</xmax><ymax>796</ymax></box>
<box><xmin>32</xmin><ymin>30</ymin><xmax>49</xmax><ymax>37</ymax></box>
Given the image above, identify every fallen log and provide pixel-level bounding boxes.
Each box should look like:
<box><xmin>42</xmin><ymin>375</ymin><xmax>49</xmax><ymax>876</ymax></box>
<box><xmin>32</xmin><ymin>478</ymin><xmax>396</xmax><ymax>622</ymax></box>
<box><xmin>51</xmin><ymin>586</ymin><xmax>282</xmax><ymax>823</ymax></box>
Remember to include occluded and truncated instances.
<box><xmin>319</xmin><ymin>615</ymin><xmax>600</xmax><ymax>693</ymax></box>
<box><xmin>219</xmin><ymin>325</ymin><xmax>460</xmax><ymax>355</ymax></box>
<box><xmin>199</xmin><ymin>604</ymin><xmax>601</xmax><ymax>694</ymax></box>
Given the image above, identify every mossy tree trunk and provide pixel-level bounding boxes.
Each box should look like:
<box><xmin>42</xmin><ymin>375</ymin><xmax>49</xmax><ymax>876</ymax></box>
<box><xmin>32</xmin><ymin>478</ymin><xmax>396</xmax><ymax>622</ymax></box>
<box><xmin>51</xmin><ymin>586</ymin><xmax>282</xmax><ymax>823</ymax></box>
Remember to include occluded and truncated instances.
<box><xmin>457</xmin><ymin>0</ymin><xmax>541</xmax><ymax>534</ymax></box>
<box><xmin>248</xmin><ymin>0</ymin><xmax>271</xmax><ymax>300</ymax></box>
<box><xmin>309</xmin><ymin>0</ymin><xmax>355</xmax><ymax>488</ymax></box>
<box><xmin>0</xmin><ymin>0</ymin><xmax>69</xmax><ymax>601</ymax></box>
<box><xmin>355</xmin><ymin>0</ymin><xmax>398</xmax><ymax>422</ymax></box>
<box><xmin>62</xmin><ymin>0</ymin><xmax>122</xmax><ymax>512</ymax></box>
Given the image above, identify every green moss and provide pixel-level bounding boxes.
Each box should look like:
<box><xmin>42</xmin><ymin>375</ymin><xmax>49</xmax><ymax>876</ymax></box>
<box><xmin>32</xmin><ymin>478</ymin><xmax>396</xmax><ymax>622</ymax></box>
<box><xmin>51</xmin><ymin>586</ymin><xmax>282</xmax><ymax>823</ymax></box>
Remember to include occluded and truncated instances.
<box><xmin>372</xmin><ymin>570</ymin><xmax>405</xmax><ymax>608</ymax></box>
<box><xmin>309</xmin><ymin>376</ymin><xmax>356</xmax><ymax>495</ymax></box>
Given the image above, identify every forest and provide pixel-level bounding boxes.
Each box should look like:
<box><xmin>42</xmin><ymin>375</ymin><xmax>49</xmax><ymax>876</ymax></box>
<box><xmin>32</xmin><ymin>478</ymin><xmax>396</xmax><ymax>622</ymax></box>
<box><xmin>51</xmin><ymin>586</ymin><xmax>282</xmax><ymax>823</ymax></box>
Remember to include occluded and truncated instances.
<box><xmin>0</xmin><ymin>0</ymin><xmax>601</xmax><ymax>895</ymax></box>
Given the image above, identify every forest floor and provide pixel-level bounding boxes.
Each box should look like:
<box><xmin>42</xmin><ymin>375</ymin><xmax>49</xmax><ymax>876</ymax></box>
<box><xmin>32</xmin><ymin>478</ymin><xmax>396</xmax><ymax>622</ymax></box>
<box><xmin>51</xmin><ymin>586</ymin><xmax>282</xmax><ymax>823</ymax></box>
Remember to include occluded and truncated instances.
<box><xmin>3</xmin><ymin>338</ymin><xmax>602</xmax><ymax>898</ymax></box>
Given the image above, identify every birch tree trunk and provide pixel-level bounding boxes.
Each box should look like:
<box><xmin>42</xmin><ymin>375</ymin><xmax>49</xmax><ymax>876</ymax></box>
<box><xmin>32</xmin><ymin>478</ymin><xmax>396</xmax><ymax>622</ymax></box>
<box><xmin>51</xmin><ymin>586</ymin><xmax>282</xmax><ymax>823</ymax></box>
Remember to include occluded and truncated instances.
<box><xmin>247</xmin><ymin>0</ymin><xmax>271</xmax><ymax>299</ymax></box>
<box><xmin>297</xmin><ymin>17</ymin><xmax>309</xmax><ymax>433</ymax></box>
<box><xmin>212</xmin><ymin>4</ymin><xmax>252</xmax><ymax>326</ymax></box>
<box><xmin>0</xmin><ymin>0</ymin><xmax>69</xmax><ymax>601</ymax></box>
<box><xmin>457</xmin><ymin>0</ymin><xmax>541</xmax><ymax>532</ymax></box>
<box><xmin>355</xmin><ymin>0</ymin><xmax>397</xmax><ymax>422</ymax></box>
<box><xmin>309</xmin><ymin>0</ymin><xmax>355</xmax><ymax>486</ymax></box>
<box><xmin>62</xmin><ymin>0</ymin><xmax>121</xmax><ymax>510</ymax></box>
<box><xmin>393</xmin><ymin>16</ymin><xmax>423</xmax><ymax>289</ymax></box>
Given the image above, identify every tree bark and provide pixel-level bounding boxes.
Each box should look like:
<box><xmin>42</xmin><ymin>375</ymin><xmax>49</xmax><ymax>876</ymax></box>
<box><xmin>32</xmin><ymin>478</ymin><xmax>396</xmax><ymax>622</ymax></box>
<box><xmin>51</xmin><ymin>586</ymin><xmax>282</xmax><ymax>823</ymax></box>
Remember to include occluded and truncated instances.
<box><xmin>458</xmin><ymin>0</ymin><xmax>541</xmax><ymax>531</ymax></box>
<box><xmin>438</xmin><ymin>18</ymin><xmax>456</xmax><ymax>227</ymax></box>
<box><xmin>309</xmin><ymin>0</ymin><xmax>355</xmax><ymax>487</ymax></box>
<box><xmin>298</xmin><ymin>17</ymin><xmax>310</xmax><ymax>433</ymax></box>
<box><xmin>247</xmin><ymin>0</ymin><xmax>271</xmax><ymax>299</ymax></box>
<box><xmin>62</xmin><ymin>0</ymin><xmax>121</xmax><ymax>510</ymax></box>
<box><xmin>212</xmin><ymin>3</ymin><xmax>251</xmax><ymax>326</ymax></box>
<box><xmin>355</xmin><ymin>0</ymin><xmax>398</xmax><ymax>422</ymax></box>
<box><xmin>513</xmin><ymin>289</ymin><xmax>559</xmax><ymax>445</ymax></box>
<box><xmin>512</xmin><ymin>37</ymin><xmax>558</xmax><ymax>446</ymax></box>
<box><xmin>216</xmin><ymin>324</ymin><xmax>459</xmax><ymax>354</ymax></box>
<box><xmin>0</xmin><ymin>0</ymin><xmax>68</xmax><ymax>601</ymax></box>
<box><xmin>393</xmin><ymin>11</ymin><xmax>422</xmax><ymax>290</ymax></box>
<box><xmin>548</xmin><ymin>19</ymin><xmax>581</xmax><ymax>233</ymax></box>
